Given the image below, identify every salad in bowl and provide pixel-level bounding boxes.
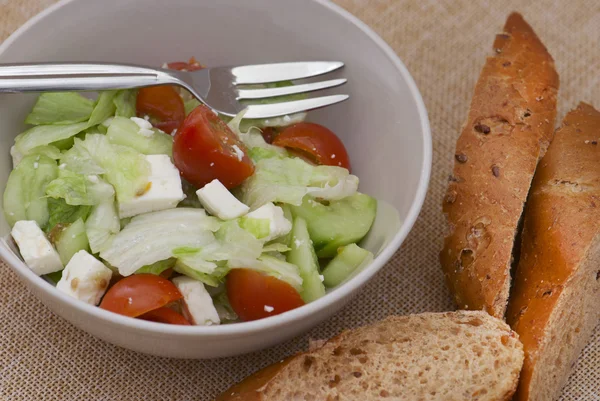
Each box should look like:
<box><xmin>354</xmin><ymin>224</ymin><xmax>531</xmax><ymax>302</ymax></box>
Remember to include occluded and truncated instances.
<box><xmin>3</xmin><ymin>59</ymin><xmax>377</xmax><ymax>326</ymax></box>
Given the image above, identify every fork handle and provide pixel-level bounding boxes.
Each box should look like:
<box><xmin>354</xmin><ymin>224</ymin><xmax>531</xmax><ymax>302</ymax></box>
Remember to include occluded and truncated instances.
<box><xmin>0</xmin><ymin>63</ymin><xmax>180</xmax><ymax>92</ymax></box>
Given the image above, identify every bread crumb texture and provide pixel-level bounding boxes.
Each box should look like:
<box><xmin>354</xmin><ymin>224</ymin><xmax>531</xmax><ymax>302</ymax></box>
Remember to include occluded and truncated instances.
<box><xmin>238</xmin><ymin>311</ymin><xmax>524</xmax><ymax>401</ymax></box>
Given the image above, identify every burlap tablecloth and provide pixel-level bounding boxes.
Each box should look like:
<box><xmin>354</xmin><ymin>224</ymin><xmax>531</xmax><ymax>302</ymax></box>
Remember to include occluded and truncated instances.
<box><xmin>0</xmin><ymin>0</ymin><xmax>599</xmax><ymax>400</ymax></box>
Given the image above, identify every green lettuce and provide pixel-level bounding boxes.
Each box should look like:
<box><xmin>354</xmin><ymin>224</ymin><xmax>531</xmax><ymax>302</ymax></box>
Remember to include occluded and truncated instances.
<box><xmin>14</xmin><ymin>122</ymin><xmax>88</xmax><ymax>155</ymax></box>
<box><xmin>240</xmin><ymin>156</ymin><xmax>359</xmax><ymax>209</ymax></box>
<box><xmin>60</xmin><ymin>134</ymin><xmax>150</xmax><ymax>202</ymax></box>
<box><xmin>46</xmin><ymin>198</ymin><xmax>92</xmax><ymax>233</ymax></box>
<box><xmin>86</xmin><ymin>199</ymin><xmax>120</xmax><ymax>254</ymax></box>
<box><xmin>46</xmin><ymin>170</ymin><xmax>115</xmax><ymax>206</ymax></box>
<box><xmin>24</xmin><ymin>92</ymin><xmax>94</xmax><ymax>125</ymax></box>
<box><xmin>87</xmin><ymin>91</ymin><xmax>117</xmax><ymax>127</ymax></box>
<box><xmin>136</xmin><ymin>258</ymin><xmax>176</xmax><ymax>275</ymax></box>
<box><xmin>113</xmin><ymin>90</ymin><xmax>138</xmax><ymax>118</ymax></box>
<box><xmin>100</xmin><ymin>208</ymin><xmax>220</xmax><ymax>276</ymax></box>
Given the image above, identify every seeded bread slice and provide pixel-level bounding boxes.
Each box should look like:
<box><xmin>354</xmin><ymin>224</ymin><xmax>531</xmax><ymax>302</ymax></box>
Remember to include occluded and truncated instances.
<box><xmin>506</xmin><ymin>103</ymin><xmax>600</xmax><ymax>401</ymax></box>
<box><xmin>440</xmin><ymin>12</ymin><xmax>559</xmax><ymax>318</ymax></box>
<box><xmin>216</xmin><ymin>311</ymin><xmax>524</xmax><ymax>401</ymax></box>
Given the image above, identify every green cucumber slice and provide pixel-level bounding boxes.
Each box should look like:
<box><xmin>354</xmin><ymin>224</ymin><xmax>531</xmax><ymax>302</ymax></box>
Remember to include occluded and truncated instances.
<box><xmin>52</xmin><ymin>218</ymin><xmax>90</xmax><ymax>265</ymax></box>
<box><xmin>289</xmin><ymin>193</ymin><xmax>377</xmax><ymax>258</ymax></box>
<box><xmin>322</xmin><ymin>243</ymin><xmax>373</xmax><ymax>288</ymax></box>
<box><xmin>287</xmin><ymin>216</ymin><xmax>325</xmax><ymax>302</ymax></box>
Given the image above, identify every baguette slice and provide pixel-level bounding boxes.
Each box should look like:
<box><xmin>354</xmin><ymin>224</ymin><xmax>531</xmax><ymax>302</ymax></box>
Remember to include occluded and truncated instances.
<box><xmin>216</xmin><ymin>311</ymin><xmax>524</xmax><ymax>401</ymax></box>
<box><xmin>506</xmin><ymin>103</ymin><xmax>600</xmax><ymax>401</ymax></box>
<box><xmin>440</xmin><ymin>12</ymin><xmax>559</xmax><ymax>318</ymax></box>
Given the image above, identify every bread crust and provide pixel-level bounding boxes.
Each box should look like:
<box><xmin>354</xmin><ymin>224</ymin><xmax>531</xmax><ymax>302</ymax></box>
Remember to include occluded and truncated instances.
<box><xmin>216</xmin><ymin>311</ymin><xmax>524</xmax><ymax>401</ymax></box>
<box><xmin>440</xmin><ymin>12</ymin><xmax>559</xmax><ymax>318</ymax></box>
<box><xmin>506</xmin><ymin>103</ymin><xmax>600</xmax><ymax>401</ymax></box>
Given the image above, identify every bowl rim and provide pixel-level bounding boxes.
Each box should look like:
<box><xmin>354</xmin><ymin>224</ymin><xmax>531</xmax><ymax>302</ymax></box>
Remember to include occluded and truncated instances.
<box><xmin>0</xmin><ymin>0</ymin><xmax>432</xmax><ymax>337</ymax></box>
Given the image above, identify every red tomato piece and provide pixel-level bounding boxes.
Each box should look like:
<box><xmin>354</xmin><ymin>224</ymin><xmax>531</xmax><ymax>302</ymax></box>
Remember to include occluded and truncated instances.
<box><xmin>260</xmin><ymin>127</ymin><xmax>278</xmax><ymax>144</ymax></box>
<box><xmin>136</xmin><ymin>85</ymin><xmax>186</xmax><ymax>134</ymax></box>
<box><xmin>99</xmin><ymin>274</ymin><xmax>182</xmax><ymax>318</ymax></box>
<box><xmin>226</xmin><ymin>269</ymin><xmax>305</xmax><ymax>322</ymax></box>
<box><xmin>273</xmin><ymin>122</ymin><xmax>351</xmax><ymax>171</ymax></box>
<box><xmin>173</xmin><ymin>104</ymin><xmax>254</xmax><ymax>189</ymax></box>
<box><xmin>159</xmin><ymin>268</ymin><xmax>174</xmax><ymax>279</ymax></box>
<box><xmin>167</xmin><ymin>57</ymin><xmax>204</xmax><ymax>71</ymax></box>
<box><xmin>138</xmin><ymin>307</ymin><xmax>191</xmax><ymax>325</ymax></box>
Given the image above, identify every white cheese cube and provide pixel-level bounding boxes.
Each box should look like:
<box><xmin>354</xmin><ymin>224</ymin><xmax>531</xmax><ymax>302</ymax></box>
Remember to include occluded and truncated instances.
<box><xmin>246</xmin><ymin>202</ymin><xmax>292</xmax><ymax>241</ymax></box>
<box><xmin>130</xmin><ymin>116</ymin><xmax>155</xmax><ymax>137</ymax></box>
<box><xmin>11</xmin><ymin>220</ymin><xmax>63</xmax><ymax>275</ymax></box>
<box><xmin>172</xmin><ymin>276</ymin><xmax>220</xmax><ymax>326</ymax></box>
<box><xmin>56</xmin><ymin>250</ymin><xmax>112</xmax><ymax>305</ymax></box>
<box><xmin>196</xmin><ymin>179</ymin><xmax>249</xmax><ymax>220</ymax></box>
<box><xmin>119</xmin><ymin>154</ymin><xmax>185</xmax><ymax>218</ymax></box>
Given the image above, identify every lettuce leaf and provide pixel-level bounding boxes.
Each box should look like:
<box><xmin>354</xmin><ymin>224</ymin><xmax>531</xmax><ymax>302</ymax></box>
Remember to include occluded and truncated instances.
<box><xmin>86</xmin><ymin>199</ymin><xmax>120</xmax><ymax>254</ymax></box>
<box><xmin>226</xmin><ymin>110</ymin><xmax>288</xmax><ymax>161</ymax></box>
<box><xmin>46</xmin><ymin>170</ymin><xmax>115</xmax><ymax>206</ymax></box>
<box><xmin>135</xmin><ymin>258</ymin><xmax>176</xmax><ymax>275</ymax></box>
<box><xmin>113</xmin><ymin>90</ymin><xmax>138</xmax><ymax>118</ymax></box>
<box><xmin>61</xmin><ymin>134</ymin><xmax>150</xmax><ymax>202</ymax></box>
<box><xmin>59</xmin><ymin>138</ymin><xmax>105</xmax><ymax>175</ymax></box>
<box><xmin>46</xmin><ymin>198</ymin><xmax>92</xmax><ymax>232</ymax></box>
<box><xmin>240</xmin><ymin>156</ymin><xmax>358</xmax><ymax>209</ymax></box>
<box><xmin>100</xmin><ymin>208</ymin><xmax>220</xmax><ymax>276</ymax></box>
<box><xmin>106</xmin><ymin>116</ymin><xmax>173</xmax><ymax>156</ymax></box>
<box><xmin>87</xmin><ymin>91</ymin><xmax>117</xmax><ymax>127</ymax></box>
<box><xmin>184</xmin><ymin>98</ymin><xmax>201</xmax><ymax>116</ymax></box>
<box><xmin>15</xmin><ymin>122</ymin><xmax>88</xmax><ymax>155</ymax></box>
<box><xmin>24</xmin><ymin>92</ymin><xmax>94</xmax><ymax>125</ymax></box>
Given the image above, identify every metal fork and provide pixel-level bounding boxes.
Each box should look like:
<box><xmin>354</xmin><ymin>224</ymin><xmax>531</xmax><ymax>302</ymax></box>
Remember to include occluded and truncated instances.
<box><xmin>0</xmin><ymin>61</ymin><xmax>347</xmax><ymax>119</ymax></box>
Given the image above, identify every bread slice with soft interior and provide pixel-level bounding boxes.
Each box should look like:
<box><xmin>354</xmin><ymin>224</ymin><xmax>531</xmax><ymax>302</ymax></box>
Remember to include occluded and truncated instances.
<box><xmin>506</xmin><ymin>102</ymin><xmax>600</xmax><ymax>401</ymax></box>
<box><xmin>440</xmin><ymin>12</ymin><xmax>559</xmax><ymax>318</ymax></box>
<box><xmin>216</xmin><ymin>311</ymin><xmax>524</xmax><ymax>401</ymax></box>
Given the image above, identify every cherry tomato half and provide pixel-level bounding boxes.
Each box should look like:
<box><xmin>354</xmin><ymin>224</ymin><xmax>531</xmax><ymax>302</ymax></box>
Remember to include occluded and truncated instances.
<box><xmin>226</xmin><ymin>269</ymin><xmax>305</xmax><ymax>322</ymax></box>
<box><xmin>167</xmin><ymin>57</ymin><xmax>204</xmax><ymax>72</ymax></box>
<box><xmin>100</xmin><ymin>274</ymin><xmax>182</xmax><ymax>318</ymax></box>
<box><xmin>173</xmin><ymin>104</ymin><xmax>254</xmax><ymax>189</ymax></box>
<box><xmin>273</xmin><ymin>122</ymin><xmax>351</xmax><ymax>171</ymax></box>
<box><xmin>136</xmin><ymin>85</ymin><xmax>186</xmax><ymax>134</ymax></box>
<box><xmin>139</xmin><ymin>307</ymin><xmax>191</xmax><ymax>325</ymax></box>
<box><xmin>260</xmin><ymin>127</ymin><xmax>278</xmax><ymax>144</ymax></box>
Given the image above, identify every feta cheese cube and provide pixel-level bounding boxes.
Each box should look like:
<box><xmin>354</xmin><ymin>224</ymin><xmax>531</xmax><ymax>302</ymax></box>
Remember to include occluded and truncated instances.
<box><xmin>130</xmin><ymin>116</ymin><xmax>155</xmax><ymax>137</ymax></box>
<box><xmin>246</xmin><ymin>202</ymin><xmax>292</xmax><ymax>241</ymax></box>
<box><xmin>11</xmin><ymin>220</ymin><xmax>63</xmax><ymax>275</ymax></box>
<box><xmin>119</xmin><ymin>154</ymin><xmax>185</xmax><ymax>218</ymax></box>
<box><xmin>172</xmin><ymin>276</ymin><xmax>220</xmax><ymax>326</ymax></box>
<box><xmin>56</xmin><ymin>250</ymin><xmax>112</xmax><ymax>305</ymax></box>
<box><xmin>196</xmin><ymin>179</ymin><xmax>249</xmax><ymax>220</ymax></box>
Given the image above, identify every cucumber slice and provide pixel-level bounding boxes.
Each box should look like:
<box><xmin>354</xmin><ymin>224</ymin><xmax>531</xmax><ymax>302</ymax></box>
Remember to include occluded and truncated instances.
<box><xmin>107</xmin><ymin>116</ymin><xmax>173</xmax><ymax>156</ymax></box>
<box><xmin>289</xmin><ymin>193</ymin><xmax>377</xmax><ymax>258</ymax></box>
<box><xmin>287</xmin><ymin>216</ymin><xmax>325</xmax><ymax>302</ymax></box>
<box><xmin>322</xmin><ymin>244</ymin><xmax>373</xmax><ymax>288</ymax></box>
<box><xmin>3</xmin><ymin>154</ymin><xmax>58</xmax><ymax>228</ymax></box>
<box><xmin>53</xmin><ymin>218</ymin><xmax>90</xmax><ymax>265</ymax></box>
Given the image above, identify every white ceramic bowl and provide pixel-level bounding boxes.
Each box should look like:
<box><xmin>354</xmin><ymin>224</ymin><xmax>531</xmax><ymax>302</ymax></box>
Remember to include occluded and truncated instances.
<box><xmin>0</xmin><ymin>0</ymin><xmax>431</xmax><ymax>358</ymax></box>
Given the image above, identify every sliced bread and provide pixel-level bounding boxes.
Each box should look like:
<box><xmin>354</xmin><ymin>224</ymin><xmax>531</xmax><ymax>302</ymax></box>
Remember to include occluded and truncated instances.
<box><xmin>216</xmin><ymin>311</ymin><xmax>524</xmax><ymax>401</ymax></box>
<box><xmin>440</xmin><ymin>12</ymin><xmax>559</xmax><ymax>318</ymax></box>
<box><xmin>506</xmin><ymin>103</ymin><xmax>600</xmax><ymax>401</ymax></box>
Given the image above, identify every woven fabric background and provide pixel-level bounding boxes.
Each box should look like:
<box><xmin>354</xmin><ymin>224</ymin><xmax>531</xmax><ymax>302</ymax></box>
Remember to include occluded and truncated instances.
<box><xmin>1</xmin><ymin>0</ymin><xmax>599</xmax><ymax>400</ymax></box>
